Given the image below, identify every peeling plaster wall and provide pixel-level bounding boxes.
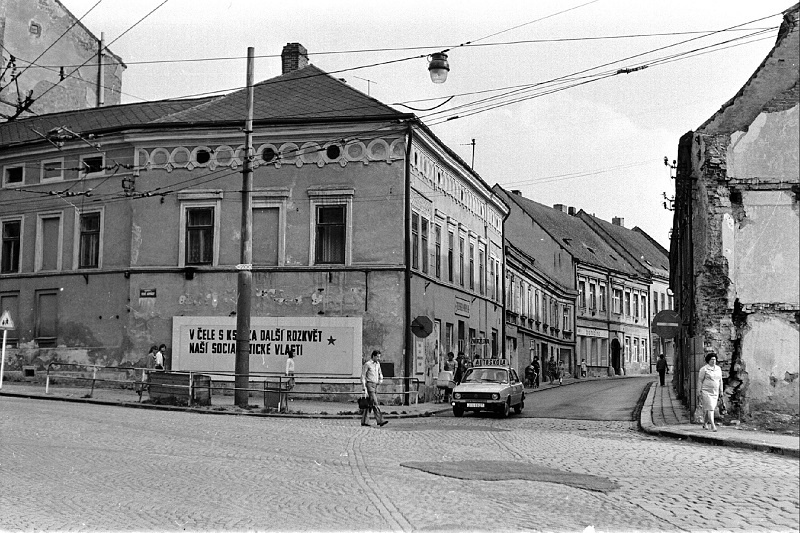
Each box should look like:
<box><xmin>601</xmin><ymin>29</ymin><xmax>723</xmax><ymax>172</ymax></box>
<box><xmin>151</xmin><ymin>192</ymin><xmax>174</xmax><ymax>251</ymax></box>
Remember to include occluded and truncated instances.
<box><xmin>740</xmin><ymin>315</ymin><xmax>799</xmax><ymax>412</ymax></box>
<box><xmin>692</xmin><ymin>106</ymin><xmax>800</xmax><ymax>416</ymax></box>
<box><xmin>723</xmin><ymin>190</ymin><xmax>800</xmax><ymax>305</ymax></box>
<box><xmin>0</xmin><ymin>0</ymin><xmax>124</xmax><ymax>118</ymax></box>
<box><xmin>728</xmin><ymin>107</ymin><xmax>799</xmax><ymax>180</ymax></box>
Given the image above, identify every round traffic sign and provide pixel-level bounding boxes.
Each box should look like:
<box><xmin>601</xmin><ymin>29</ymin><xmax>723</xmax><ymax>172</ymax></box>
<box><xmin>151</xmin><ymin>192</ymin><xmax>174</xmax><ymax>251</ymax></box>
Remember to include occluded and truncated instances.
<box><xmin>411</xmin><ymin>316</ymin><xmax>434</xmax><ymax>338</ymax></box>
<box><xmin>651</xmin><ymin>310</ymin><xmax>681</xmax><ymax>339</ymax></box>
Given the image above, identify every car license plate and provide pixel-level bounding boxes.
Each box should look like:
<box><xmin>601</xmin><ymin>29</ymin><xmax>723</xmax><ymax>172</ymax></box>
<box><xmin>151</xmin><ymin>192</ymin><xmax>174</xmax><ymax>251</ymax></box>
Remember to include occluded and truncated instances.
<box><xmin>466</xmin><ymin>402</ymin><xmax>484</xmax><ymax>408</ymax></box>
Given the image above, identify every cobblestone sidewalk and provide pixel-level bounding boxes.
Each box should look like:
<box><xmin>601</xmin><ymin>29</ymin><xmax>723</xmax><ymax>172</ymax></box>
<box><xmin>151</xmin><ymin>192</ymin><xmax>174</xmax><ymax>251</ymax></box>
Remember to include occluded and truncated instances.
<box><xmin>640</xmin><ymin>380</ymin><xmax>799</xmax><ymax>457</ymax></box>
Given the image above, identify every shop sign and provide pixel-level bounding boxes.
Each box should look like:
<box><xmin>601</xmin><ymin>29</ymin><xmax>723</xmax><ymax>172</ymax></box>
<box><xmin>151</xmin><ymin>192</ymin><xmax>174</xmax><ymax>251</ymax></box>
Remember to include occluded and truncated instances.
<box><xmin>576</xmin><ymin>326</ymin><xmax>607</xmax><ymax>338</ymax></box>
<box><xmin>455</xmin><ymin>297</ymin><xmax>470</xmax><ymax>317</ymax></box>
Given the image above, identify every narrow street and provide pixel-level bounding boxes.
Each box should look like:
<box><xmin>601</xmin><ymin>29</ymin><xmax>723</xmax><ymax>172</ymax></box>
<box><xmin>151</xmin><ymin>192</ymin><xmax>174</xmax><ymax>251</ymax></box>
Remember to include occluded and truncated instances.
<box><xmin>2</xmin><ymin>385</ymin><xmax>797</xmax><ymax>532</ymax></box>
<box><xmin>521</xmin><ymin>376</ymin><xmax>651</xmax><ymax>420</ymax></box>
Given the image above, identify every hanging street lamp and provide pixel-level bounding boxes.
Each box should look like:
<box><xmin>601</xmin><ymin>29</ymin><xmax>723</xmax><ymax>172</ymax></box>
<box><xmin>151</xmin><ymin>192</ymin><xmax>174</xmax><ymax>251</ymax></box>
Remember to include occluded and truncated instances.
<box><xmin>428</xmin><ymin>52</ymin><xmax>450</xmax><ymax>84</ymax></box>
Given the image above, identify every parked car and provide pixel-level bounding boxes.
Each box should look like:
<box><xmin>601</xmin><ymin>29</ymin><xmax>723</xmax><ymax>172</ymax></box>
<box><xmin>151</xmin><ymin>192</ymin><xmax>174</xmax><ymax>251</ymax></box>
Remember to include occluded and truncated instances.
<box><xmin>451</xmin><ymin>366</ymin><xmax>524</xmax><ymax>417</ymax></box>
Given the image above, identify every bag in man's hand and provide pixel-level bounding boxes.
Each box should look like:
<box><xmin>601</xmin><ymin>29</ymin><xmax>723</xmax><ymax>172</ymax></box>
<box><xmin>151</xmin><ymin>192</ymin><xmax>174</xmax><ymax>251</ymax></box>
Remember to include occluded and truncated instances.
<box><xmin>357</xmin><ymin>395</ymin><xmax>371</xmax><ymax>410</ymax></box>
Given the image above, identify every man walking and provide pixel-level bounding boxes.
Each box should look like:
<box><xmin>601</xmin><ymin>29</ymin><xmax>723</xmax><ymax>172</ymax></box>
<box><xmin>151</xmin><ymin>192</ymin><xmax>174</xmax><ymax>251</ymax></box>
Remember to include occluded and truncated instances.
<box><xmin>361</xmin><ymin>350</ymin><xmax>388</xmax><ymax>427</ymax></box>
<box><xmin>656</xmin><ymin>353</ymin><xmax>668</xmax><ymax>386</ymax></box>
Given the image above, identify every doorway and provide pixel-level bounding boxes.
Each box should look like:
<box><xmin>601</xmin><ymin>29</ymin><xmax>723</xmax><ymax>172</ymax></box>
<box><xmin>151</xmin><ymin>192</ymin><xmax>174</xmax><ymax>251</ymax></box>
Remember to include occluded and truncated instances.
<box><xmin>611</xmin><ymin>338</ymin><xmax>621</xmax><ymax>375</ymax></box>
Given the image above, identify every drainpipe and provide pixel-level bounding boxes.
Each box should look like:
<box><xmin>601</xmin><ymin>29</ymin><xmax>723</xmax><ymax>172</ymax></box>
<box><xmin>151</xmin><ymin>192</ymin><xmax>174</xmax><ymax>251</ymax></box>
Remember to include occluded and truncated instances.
<box><xmin>403</xmin><ymin>122</ymin><xmax>413</xmax><ymax>406</ymax></box>
<box><xmin>500</xmin><ymin>209</ymin><xmax>510</xmax><ymax>361</ymax></box>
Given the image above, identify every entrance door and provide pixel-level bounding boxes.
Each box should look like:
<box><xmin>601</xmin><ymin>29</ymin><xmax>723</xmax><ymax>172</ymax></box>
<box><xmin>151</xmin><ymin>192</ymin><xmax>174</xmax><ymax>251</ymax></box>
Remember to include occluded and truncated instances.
<box><xmin>611</xmin><ymin>338</ymin><xmax>621</xmax><ymax>375</ymax></box>
<box><xmin>36</xmin><ymin>291</ymin><xmax>58</xmax><ymax>347</ymax></box>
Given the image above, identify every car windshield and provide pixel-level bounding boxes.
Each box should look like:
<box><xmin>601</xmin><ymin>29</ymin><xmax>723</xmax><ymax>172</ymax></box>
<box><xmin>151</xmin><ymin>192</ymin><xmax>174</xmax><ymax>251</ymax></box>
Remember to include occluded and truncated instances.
<box><xmin>463</xmin><ymin>368</ymin><xmax>508</xmax><ymax>383</ymax></box>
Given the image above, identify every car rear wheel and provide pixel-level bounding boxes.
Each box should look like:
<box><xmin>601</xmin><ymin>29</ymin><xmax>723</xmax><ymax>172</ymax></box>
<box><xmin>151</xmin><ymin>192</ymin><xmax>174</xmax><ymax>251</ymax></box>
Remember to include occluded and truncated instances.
<box><xmin>453</xmin><ymin>405</ymin><xmax>464</xmax><ymax>417</ymax></box>
<box><xmin>514</xmin><ymin>399</ymin><xmax>523</xmax><ymax>414</ymax></box>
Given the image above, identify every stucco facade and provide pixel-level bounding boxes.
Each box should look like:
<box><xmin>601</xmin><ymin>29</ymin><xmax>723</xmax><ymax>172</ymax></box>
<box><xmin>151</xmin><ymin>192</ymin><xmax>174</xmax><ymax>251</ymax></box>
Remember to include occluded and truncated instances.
<box><xmin>0</xmin><ymin>0</ymin><xmax>124</xmax><ymax>119</ymax></box>
<box><xmin>0</xmin><ymin>54</ymin><xmax>507</xmax><ymax>403</ymax></box>
<box><xmin>671</xmin><ymin>4</ymin><xmax>799</xmax><ymax>417</ymax></box>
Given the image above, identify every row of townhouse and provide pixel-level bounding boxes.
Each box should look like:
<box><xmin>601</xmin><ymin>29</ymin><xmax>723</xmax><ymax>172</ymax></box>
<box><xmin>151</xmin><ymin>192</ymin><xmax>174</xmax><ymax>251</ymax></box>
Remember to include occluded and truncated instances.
<box><xmin>0</xmin><ymin>42</ymin><xmax>671</xmax><ymax>398</ymax></box>
<box><xmin>494</xmin><ymin>187</ymin><xmax>672</xmax><ymax>379</ymax></box>
<box><xmin>0</xmin><ymin>44</ymin><xmax>507</xmax><ymax>401</ymax></box>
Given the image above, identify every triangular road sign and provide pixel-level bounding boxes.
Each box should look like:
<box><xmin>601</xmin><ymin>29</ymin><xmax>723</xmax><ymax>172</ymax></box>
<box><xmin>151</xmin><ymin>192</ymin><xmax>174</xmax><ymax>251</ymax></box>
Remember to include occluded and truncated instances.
<box><xmin>0</xmin><ymin>310</ymin><xmax>14</xmax><ymax>330</ymax></box>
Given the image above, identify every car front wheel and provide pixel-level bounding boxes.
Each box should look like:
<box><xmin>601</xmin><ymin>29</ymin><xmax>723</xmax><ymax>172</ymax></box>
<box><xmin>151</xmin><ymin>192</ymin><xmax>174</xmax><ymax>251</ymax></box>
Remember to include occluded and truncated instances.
<box><xmin>499</xmin><ymin>399</ymin><xmax>510</xmax><ymax>418</ymax></box>
<box><xmin>453</xmin><ymin>405</ymin><xmax>464</xmax><ymax>417</ymax></box>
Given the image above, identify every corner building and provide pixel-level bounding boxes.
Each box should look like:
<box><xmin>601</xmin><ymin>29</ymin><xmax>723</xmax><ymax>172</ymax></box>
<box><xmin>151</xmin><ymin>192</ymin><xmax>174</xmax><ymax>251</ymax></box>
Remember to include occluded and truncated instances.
<box><xmin>0</xmin><ymin>44</ymin><xmax>507</xmax><ymax>401</ymax></box>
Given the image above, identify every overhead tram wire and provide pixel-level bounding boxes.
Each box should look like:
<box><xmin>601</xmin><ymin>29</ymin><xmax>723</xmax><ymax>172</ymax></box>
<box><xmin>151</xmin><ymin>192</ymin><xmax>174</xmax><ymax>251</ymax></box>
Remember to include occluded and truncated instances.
<box><xmin>420</xmin><ymin>10</ymin><xmax>782</xmax><ymax>119</ymax></box>
<box><xmin>422</xmin><ymin>19</ymin><xmax>781</xmax><ymax>123</ymax></box>
<box><xmin>421</xmin><ymin>22</ymin><xmax>781</xmax><ymax>126</ymax></box>
<box><xmin>90</xmin><ymin>0</ymin><xmax>604</xmax><ymax>107</ymax></box>
<box><xmin>4</xmin><ymin>7</ymin><xmax>782</xmax><ymax>116</ymax></box>
<box><xmin>17</xmin><ymin>26</ymin><xmax>777</xmax><ymax>70</ymax></box>
<box><xmin>122</xmin><ymin>17</ymin><xmax>782</xmax><ymax>107</ymax></box>
<box><xmin>396</xmin><ymin>25</ymin><xmax>777</xmax><ymax>112</ymax></box>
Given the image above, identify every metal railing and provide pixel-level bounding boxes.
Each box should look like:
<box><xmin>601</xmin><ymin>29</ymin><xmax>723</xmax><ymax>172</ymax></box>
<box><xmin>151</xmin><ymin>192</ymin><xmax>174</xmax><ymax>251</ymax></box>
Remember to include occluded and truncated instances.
<box><xmin>187</xmin><ymin>371</ymin><xmax>422</xmax><ymax>406</ymax></box>
<box><xmin>43</xmin><ymin>364</ymin><xmax>423</xmax><ymax>407</ymax></box>
<box><xmin>45</xmin><ymin>362</ymin><xmax>148</xmax><ymax>399</ymax></box>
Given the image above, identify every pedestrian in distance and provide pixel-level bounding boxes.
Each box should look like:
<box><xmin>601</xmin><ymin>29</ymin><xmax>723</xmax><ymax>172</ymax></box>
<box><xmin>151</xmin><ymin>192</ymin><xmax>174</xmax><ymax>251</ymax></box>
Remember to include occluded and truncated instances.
<box><xmin>152</xmin><ymin>345</ymin><xmax>164</xmax><ymax>371</ymax></box>
<box><xmin>656</xmin><ymin>353</ymin><xmax>668</xmax><ymax>386</ymax></box>
<box><xmin>443</xmin><ymin>352</ymin><xmax>457</xmax><ymax>373</ymax></box>
<box><xmin>524</xmin><ymin>360</ymin><xmax>536</xmax><ymax>388</ymax></box>
<box><xmin>698</xmin><ymin>353</ymin><xmax>723</xmax><ymax>431</ymax></box>
<box><xmin>280</xmin><ymin>352</ymin><xmax>295</xmax><ymax>413</ymax></box>
<box><xmin>547</xmin><ymin>356</ymin><xmax>557</xmax><ymax>384</ymax></box>
<box><xmin>580</xmin><ymin>359</ymin><xmax>587</xmax><ymax>378</ymax></box>
<box><xmin>454</xmin><ymin>353</ymin><xmax>467</xmax><ymax>384</ymax></box>
<box><xmin>440</xmin><ymin>352</ymin><xmax>457</xmax><ymax>403</ymax></box>
<box><xmin>558</xmin><ymin>359</ymin><xmax>566</xmax><ymax>385</ymax></box>
<box><xmin>360</xmin><ymin>350</ymin><xmax>388</xmax><ymax>427</ymax></box>
<box><xmin>158</xmin><ymin>343</ymin><xmax>168</xmax><ymax>370</ymax></box>
<box><xmin>532</xmin><ymin>356</ymin><xmax>540</xmax><ymax>388</ymax></box>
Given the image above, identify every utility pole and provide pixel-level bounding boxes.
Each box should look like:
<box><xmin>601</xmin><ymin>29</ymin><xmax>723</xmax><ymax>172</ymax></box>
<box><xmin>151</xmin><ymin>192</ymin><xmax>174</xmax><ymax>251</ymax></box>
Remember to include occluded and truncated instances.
<box><xmin>234</xmin><ymin>47</ymin><xmax>255</xmax><ymax>407</ymax></box>
<box><xmin>97</xmin><ymin>32</ymin><xmax>105</xmax><ymax>107</ymax></box>
<box><xmin>461</xmin><ymin>139</ymin><xmax>476</xmax><ymax>169</ymax></box>
<box><xmin>470</xmin><ymin>138</ymin><xmax>475</xmax><ymax>169</ymax></box>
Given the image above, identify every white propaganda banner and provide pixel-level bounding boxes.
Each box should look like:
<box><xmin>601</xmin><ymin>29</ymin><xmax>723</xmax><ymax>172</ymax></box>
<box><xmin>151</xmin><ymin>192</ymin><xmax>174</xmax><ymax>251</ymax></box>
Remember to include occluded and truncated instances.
<box><xmin>172</xmin><ymin>316</ymin><xmax>363</xmax><ymax>378</ymax></box>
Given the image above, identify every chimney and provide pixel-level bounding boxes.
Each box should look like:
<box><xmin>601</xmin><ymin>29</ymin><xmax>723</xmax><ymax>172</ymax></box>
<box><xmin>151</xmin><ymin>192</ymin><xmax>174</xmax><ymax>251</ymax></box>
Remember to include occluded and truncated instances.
<box><xmin>511</xmin><ymin>190</ymin><xmax>522</xmax><ymax>196</ymax></box>
<box><xmin>553</xmin><ymin>204</ymin><xmax>567</xmax><ymax>213</ymax></box>
<box><xmin>612</xmin><ymin>217</ymin><xmax>625</xmax><ymax>227</ymax></box>
<box><xmin>568</xmin><ymin>207</ymin><xmax>576</xmax><ymax>215</ymax></box>
<box><xmin>281</xmin><ymin>43</ymin><xmax>309</xmax><ymax>74</ymax></box>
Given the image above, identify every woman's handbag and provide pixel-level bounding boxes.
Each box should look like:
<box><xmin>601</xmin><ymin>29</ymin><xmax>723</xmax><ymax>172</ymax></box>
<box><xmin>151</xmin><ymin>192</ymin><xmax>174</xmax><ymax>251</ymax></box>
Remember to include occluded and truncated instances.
<box><xmin>718</xmin><ymin>395</ymin><xmax>727</xmax><ymax>416</ymax></box>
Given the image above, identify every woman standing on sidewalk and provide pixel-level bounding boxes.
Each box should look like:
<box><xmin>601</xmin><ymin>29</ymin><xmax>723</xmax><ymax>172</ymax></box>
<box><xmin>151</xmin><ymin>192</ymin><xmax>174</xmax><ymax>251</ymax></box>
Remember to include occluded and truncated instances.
<box><xmin>698</xmin><ymin>353</ymin><xmax>723</xmax><ymax>431</ymax></box>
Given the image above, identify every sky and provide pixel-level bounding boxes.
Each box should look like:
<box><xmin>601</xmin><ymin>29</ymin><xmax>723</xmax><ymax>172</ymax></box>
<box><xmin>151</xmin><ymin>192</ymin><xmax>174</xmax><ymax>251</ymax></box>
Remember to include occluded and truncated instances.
<box><xmin>60</xmin><ymin>0</ymin><xmax>795</xmax><ymax>247</ymax></box>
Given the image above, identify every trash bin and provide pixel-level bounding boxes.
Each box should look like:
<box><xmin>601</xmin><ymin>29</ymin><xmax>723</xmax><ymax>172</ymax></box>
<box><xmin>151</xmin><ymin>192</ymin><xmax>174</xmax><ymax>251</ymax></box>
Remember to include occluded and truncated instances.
<box><xmin>148</xmin><ymin>372</ymin><xmax>211</xmax><ymax>406</ymax></box>
<box><xmin>263</xmin><ymin>381</ymin><xmax>283</xmax><ymax>410</ymax></box>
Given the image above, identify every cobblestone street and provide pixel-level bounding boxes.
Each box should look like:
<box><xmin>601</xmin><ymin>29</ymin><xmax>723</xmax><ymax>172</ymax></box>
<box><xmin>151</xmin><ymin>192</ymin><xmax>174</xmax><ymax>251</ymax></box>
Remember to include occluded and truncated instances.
<box><xmin>2</xmin><ymin>397</ymin><xmax>798</xmax><ymax>532</ymax></box>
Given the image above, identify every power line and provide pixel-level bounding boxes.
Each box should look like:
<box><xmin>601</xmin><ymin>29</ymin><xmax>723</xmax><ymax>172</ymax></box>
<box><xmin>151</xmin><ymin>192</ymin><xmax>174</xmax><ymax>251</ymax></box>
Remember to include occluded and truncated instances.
<box><xmin>422</xmin><ymin>22</ymin><xmax>779</xmax><ymax>126</ymax></box>
<box><xmin>13</xmin><ymin>27</ymin><xmax>775</xmax><ymax>70</ymax></box>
